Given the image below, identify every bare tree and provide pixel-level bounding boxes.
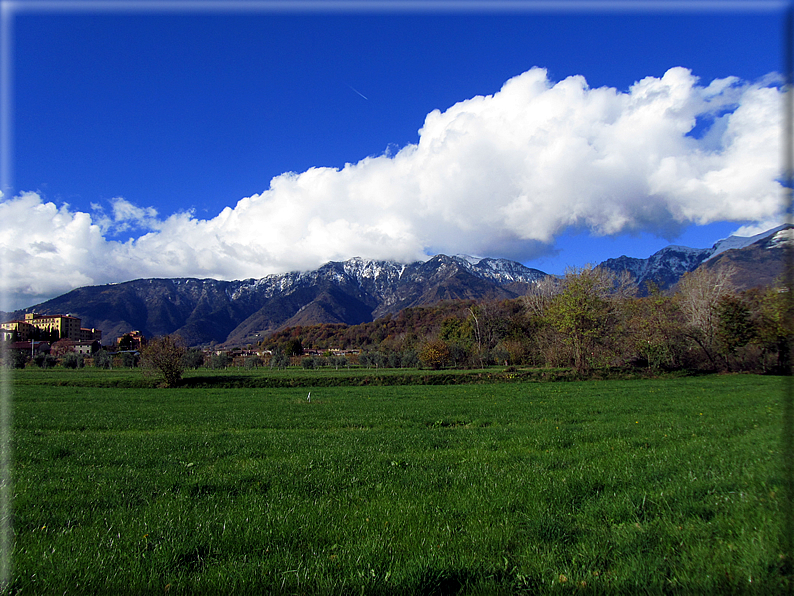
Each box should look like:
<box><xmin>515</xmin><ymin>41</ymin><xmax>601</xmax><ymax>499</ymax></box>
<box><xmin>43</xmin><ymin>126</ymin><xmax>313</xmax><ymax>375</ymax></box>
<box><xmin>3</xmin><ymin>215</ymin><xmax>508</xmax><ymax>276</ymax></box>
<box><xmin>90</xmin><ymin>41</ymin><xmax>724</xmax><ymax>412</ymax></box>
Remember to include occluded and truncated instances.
<box><xmin>521</xmin><ymin>275</ymin><xmax>561</xmax><ymax>319</ymax></box>
<box><xmin>676</xmin><ymin>265</ymin><xmax>736</xmax><ymax>367</ymax></box>
<box><xmin>140</xmin><ymin>334</ymin><xmax>186</xmax><ymax>387</ymax></box>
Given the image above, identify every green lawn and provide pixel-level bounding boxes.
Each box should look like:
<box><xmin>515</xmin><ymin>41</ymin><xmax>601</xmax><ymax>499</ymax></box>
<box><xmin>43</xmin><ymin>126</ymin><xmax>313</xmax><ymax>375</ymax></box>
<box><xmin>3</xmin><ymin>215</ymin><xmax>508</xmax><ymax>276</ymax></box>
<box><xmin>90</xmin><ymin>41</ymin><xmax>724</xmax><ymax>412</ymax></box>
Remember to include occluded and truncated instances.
<box><xmin>7</xmin><ymin>371</ymin><xmax>788</xmax><ymax>594</ymax></box>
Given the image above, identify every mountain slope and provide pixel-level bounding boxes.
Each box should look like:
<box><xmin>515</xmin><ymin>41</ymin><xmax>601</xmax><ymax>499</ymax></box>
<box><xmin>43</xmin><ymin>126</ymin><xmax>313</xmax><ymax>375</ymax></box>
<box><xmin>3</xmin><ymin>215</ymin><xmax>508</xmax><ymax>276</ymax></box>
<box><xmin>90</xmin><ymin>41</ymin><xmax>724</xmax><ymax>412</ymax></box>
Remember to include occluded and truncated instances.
<box><xmin>599</xmin><ymin>225</ymin><xmax>791</xmax><ymax>293</ymax></box>
<box><xmin>599</xmin><ymin>245</ymin><xmax>709</xmax><ymax>292</ymax></box>
<box><xmin>13</xmin><ymin>255</ymin><xmax>547</xmax><ymax>347</ymax></box>
<box><xmin>11</xmin><ymin>226</ymin><xmax>789</xmax><ymax>347</ymax></box>
<box><xmin>700</xmin><ymin>226</ymin><xmax>792</xmax><ymax>290</ymax></box>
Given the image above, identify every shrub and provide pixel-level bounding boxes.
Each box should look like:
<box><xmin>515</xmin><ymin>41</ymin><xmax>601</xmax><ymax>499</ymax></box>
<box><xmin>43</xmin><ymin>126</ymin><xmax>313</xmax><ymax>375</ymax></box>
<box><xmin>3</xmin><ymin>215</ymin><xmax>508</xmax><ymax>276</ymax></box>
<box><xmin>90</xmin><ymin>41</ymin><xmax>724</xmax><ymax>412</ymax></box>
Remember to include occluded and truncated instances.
<box><xmin>270</xmin><ymin>348</ymin><xmax>289</xmax><ymax>369</ymax></box>
<box><xmin>61</xmin><ymin>353</ymin><xmax>84</xmax><ymax>369</ymax></box>
<box><xmin>328</xmin><ymin>355</ymin><xmax>347</xmax><ymax>369</ymax></box>
<box><xmin>33</xmin><ymin>353</ymin><xmax>58</xmax><ymax>369</ymax></box>
<box><xmin>5</xmin><ymin>351</ymin><xmax>29</xmax><ymax>369</ymax></box>
<box><xmin>209</xmin><ymin>353</ymin><xmax>230</xmax><ymax>370</ymax></box>
<box><xmin>387</xmin><ymin>351</ymin><xmax>401</xmax><ymax>369</ymax></box>
<box><xmin>140</xmin><ymin>335</ymin><xmax>186</xmax><ymax>388</ymax></box>
<box><xmin>401</xmin><ymin>349</ymin><xmax>419</xmax><ymax>368</ymax></box>
<box><xmin>93</xmin><ymin>349</ymin><xmax>113</xmax><ymax>369</ymax></box>
<box><xmin>120</xmin><ymin>352</ymin><xmax>139</xmax><ymax>368</ymax></box>
<box><xmin>492</xmin><ymin>346</ymin><xmax>510</xmax><ymax>366</ymax></box>
<box><xmin>243</xmin><ymin>355</ymin><xmax>261</xmax><ymax>370</ymax></box>
<box><xmin>181</xmin><ymin>349</ymin><xmax>205</xmax><ymax>369</ymax></box>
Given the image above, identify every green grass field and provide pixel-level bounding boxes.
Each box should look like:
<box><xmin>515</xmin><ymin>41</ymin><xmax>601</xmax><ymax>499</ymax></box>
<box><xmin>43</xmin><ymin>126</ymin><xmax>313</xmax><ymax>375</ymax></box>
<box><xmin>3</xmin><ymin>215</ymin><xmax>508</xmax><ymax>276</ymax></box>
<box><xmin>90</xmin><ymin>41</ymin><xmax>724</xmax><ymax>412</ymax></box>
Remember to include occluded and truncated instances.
<box><xmin>7</xmin><ymin>369</ymin><xmax>788</xmax><ymax>594</ymax></box>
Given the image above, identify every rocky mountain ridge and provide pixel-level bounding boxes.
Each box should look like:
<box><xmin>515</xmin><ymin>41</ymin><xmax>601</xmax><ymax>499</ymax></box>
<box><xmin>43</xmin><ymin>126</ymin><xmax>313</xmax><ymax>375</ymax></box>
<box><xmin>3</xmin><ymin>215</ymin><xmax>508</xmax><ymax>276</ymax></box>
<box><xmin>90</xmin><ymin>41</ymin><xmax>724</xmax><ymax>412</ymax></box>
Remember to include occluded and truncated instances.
<box><xmin>7</xmin><ymin>226</ymin><xmax>789</xmax><ymax>347</ymax></box>
<box><xmin>10</xmin><ymin>255</ymin><xmax>546</xmax><ymax>347</ymax></box>
<box><xmin>599</xmin><ymin>224</ymin><xmax>790</xmax><ymax>292</ymax></box>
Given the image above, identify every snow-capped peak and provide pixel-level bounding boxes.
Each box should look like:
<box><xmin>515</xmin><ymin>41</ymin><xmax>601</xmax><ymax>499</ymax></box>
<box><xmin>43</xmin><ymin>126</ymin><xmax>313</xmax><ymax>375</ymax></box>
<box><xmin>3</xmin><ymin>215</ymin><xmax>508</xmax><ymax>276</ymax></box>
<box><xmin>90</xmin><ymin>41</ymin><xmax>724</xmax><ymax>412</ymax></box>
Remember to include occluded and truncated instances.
<box><xmin>707</xmin><ymin>224</ymin><xmax>789</xmax><ymax>261</ymax></box>
<box><xmin>454</xmin><ymin>254</ymin><xmax>485</xmax><ymax>265</ymax></box>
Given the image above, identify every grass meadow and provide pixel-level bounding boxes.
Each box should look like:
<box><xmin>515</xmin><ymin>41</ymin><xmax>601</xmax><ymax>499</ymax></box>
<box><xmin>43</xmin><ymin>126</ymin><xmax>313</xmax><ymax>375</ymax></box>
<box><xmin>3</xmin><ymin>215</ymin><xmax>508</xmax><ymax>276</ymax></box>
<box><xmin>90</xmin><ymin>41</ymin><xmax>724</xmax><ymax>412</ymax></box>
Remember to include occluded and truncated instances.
<box><xmin>7</xmin><ymin>370</ymin><xmax>788</xmax><ymax>594</ymax></box>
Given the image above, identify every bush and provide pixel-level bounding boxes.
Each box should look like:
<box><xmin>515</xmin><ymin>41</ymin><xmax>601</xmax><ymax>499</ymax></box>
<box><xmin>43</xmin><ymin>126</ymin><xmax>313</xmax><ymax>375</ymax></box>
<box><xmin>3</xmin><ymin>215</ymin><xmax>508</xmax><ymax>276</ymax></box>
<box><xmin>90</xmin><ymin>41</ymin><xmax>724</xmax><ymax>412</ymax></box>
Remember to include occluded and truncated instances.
<box><xmin>120</xmin><ymin>352</ymin><xmax>139</xmax><ymax>368</ymax></box>
<box><xmin>140</xmin><ymin>335</ymin><xmax>186</xmax><ymax>388</ymax></box>
<box><xmin>209</xmin><ymin>353</ymin><xmax>230</xmax><ymax>369</ymax></box>
<box><xmin>5</xmin><ymin>351</ymin><xmax>29</xmax><ymax>369</ymax></box>
<box><xmin>270</xmin><ymin>348</ymin><xmax>289</xmax><ymax>369</ymax></box>
<box><xmin>387</xmin><ymin>351</ymin><xmax>401</xmax><ymax>369</ymax></box>
<box><xmin>93</xmin><ymin>350</ymin><xmax>113</xmax><ymax>369</ymax></box>
<box><xmin>182</xmin><ymin>349</ymin><xmax>205</xmax><ymax>370</ymax></box>
<box><xmin>492</xmin><ymin>346</ymin><xmax>510</xmax><ymax>366</ymax></box>
<box><xmin>328</xmin><ymin>355</ymin><xmax>347</xmax><ymax>369</ymax></box>
<box><xmin>401</xmin><ymin>349</ymin><xmax>419</xmax><ymax>369</ymax></box>
<box><xmin>447</xmin><ymin>342</ymin><xmax>470</xmax><ymax>368</ymax></box>
<box><xmin>33</xmin><ymin>353</ymin><xmax>58</xmax><ymax>369</ymax></box>
<box><xmin>61</xmin><ymin>353</ymin><xmax>84</xmax><ymax>369</ymax></box>
<box><xmin>243</xmin><ymin>355</ymin><xmax>261</xmax><ymax>370</ymax></box>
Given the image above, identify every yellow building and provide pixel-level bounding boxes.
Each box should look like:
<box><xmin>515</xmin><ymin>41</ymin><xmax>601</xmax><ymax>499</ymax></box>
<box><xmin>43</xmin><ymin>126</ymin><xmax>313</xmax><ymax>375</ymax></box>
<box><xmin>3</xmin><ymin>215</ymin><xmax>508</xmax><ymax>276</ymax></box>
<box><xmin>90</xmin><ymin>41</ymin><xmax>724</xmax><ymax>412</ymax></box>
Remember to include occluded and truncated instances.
<box><xmin>0</xmin><ymin>320</ymin><xmax>34</xmax><ymax>341</ymax></box>
<box><xmin>79</xmin><ymin>327</ymin><xmax>103</xmax><ymax>341</ymax></box>
<box><xmin>2</xmin><ymin>313</ymin><xmax>102</xmax><ymax>343</ymax></box>
<box><xmin>24</xmin><ymin>313</ymin><xmax>82</xmax><ymax>341</ymax></box>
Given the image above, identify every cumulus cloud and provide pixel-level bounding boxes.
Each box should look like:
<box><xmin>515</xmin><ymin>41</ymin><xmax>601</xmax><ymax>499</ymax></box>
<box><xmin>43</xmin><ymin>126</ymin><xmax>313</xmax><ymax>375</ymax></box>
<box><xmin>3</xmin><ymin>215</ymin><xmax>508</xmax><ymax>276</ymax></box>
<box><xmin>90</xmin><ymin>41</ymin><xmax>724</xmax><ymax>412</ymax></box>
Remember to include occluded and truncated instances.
<box><xmin>92</xmin><ymin>197</ymin><xmax>159</xmax><ymax>234</ymax></box>
<box><xmin>0</xmin><ymin>67</ymin><xmax>784</xmax><ymax>309</ymax></box>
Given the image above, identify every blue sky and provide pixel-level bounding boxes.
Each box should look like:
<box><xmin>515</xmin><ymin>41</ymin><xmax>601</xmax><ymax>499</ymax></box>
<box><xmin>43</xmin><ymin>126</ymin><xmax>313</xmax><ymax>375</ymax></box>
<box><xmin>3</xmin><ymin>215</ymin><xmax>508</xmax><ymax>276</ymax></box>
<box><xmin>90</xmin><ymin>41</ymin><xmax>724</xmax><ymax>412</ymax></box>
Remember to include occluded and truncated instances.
<box><xmin>0</xmin><ymin>1</ymin><xmax>787</xmax><ymax>309</ymax></box>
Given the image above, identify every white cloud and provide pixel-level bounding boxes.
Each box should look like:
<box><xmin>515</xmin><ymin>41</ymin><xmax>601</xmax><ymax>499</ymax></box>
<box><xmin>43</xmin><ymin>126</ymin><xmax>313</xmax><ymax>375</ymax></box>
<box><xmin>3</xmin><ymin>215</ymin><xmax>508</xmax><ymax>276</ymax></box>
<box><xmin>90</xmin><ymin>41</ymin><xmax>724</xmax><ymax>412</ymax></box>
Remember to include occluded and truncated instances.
<box><xmin>1</xmin><ymin>67</ymin><xmax>784</xmax><ymax>310</ymax></box>
<box><xmin>732</xmin><ymin>219</ymin><xmax>783</xmax><ymax>238</ymax></box>
<box><xmin>91</xmin><ymin>197</ymin><xmax>159</xmax><ymax>235</ymax></box>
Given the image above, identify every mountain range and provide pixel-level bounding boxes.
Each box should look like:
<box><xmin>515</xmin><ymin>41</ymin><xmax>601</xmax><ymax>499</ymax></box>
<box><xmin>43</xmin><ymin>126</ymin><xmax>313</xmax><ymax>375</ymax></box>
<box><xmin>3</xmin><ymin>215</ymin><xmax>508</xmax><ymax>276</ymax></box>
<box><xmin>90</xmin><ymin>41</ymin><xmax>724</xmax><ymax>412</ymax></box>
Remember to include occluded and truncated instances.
<box><xmin>6</xmin><ymin>225</ymin><xmax>790</xmax><ymax>347</ymax></box>
<box><xmin>599</xmin><ymin>224</ymin><xmax>791</xmax><ymax>291</ymax></box>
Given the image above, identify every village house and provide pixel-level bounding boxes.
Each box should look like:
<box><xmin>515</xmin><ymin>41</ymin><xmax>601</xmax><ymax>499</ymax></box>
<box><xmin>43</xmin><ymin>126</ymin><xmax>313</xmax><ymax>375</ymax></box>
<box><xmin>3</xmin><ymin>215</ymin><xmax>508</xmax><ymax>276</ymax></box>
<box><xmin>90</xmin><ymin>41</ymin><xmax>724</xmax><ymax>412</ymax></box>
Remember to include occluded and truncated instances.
<box><xmin>116</xmin><ymin>330</ymin><xmax>144</xmax><ymax>350</ymax></box>
<box><xmin>8</xmin><ymin>340</ymin><xmax>50</xmax><ymax>356</ymax></box>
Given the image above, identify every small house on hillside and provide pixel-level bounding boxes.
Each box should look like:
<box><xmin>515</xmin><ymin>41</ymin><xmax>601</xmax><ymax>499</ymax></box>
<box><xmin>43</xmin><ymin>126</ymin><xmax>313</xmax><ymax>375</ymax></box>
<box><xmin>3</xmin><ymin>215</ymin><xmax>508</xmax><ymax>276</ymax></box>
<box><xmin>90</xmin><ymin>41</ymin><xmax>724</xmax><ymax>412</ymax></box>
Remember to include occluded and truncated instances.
<box><xmin>9</xmin><ymin>341</ymin><xmax>50</xmax><ymax>355</ymax></box>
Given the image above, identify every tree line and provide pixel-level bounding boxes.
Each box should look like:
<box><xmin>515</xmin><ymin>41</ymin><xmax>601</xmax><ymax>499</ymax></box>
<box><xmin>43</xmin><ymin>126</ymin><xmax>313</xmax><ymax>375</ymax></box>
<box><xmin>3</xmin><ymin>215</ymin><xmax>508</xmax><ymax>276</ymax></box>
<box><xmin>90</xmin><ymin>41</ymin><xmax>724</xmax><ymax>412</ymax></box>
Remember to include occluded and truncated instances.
<box><xmin>10</xmin><ymin>263</ymin><xmax>789</xmax><ymax>386</ymax></box>
<box><xmin>262</xmin><ymin>264</ymin><xmax>791</xmax><ymax>375</ymax></box>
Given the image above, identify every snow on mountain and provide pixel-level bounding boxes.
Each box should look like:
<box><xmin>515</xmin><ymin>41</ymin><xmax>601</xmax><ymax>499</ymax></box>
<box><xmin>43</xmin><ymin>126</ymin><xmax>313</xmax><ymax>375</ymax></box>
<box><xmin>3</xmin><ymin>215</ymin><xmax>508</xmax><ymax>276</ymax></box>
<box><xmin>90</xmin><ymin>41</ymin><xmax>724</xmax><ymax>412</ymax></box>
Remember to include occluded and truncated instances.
<box><xmin>454</xmin><ymin>254</ymin><xmax>485</xmax><ymax>265</ymax></box>
<box><xmin>600</xmin><ymin>224</ymin><xmax>791</xmax><ymax>293</ymax></box>
<box><xmin>706</xmin><ymin>224</ymin><xmax>789</xmax><ymax>260</ymax></box>
<box><xmin>15</xmin><ymin>225</ymin><xmax>793</xmax><ymax>347</ymax></box>
<box><xmin>768</xmin><ymin>227</ymin><xmax>794</xmax><ymax>248</ymax></box>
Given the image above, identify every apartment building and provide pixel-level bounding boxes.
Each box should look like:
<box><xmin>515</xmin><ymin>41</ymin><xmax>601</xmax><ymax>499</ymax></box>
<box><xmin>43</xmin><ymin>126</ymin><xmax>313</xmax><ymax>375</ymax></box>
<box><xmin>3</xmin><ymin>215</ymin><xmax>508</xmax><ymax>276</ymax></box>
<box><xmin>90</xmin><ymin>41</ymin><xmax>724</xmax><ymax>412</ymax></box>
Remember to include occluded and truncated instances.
<box><xmin>24</xmin><ymin>313</ymin><xmax>82</xmax><ymax>341</ymax></box>
<box><xmin>0</xmin><ymin>319</ymin><xmax>34</xmax><ymax>341</ymax></box>
<box><xmin>1</xmin><ymin>313</ymin><xmax>102</xmax><ymax>342</ymax></box>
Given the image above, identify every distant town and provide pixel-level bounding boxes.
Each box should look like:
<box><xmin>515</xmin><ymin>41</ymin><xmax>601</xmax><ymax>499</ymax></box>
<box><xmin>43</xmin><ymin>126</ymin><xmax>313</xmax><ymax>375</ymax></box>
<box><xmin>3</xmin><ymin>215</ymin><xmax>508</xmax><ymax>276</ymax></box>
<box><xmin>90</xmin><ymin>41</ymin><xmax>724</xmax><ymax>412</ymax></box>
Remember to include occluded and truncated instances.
<box><xmin>0</xmin><ymin>311</ymin><xmax>362</xmax><ymax>370</ymax></box>
<box><xmin>2</xmin><ymin>312</ymin><xmax>102</xmax><ymax>354</ymax></box>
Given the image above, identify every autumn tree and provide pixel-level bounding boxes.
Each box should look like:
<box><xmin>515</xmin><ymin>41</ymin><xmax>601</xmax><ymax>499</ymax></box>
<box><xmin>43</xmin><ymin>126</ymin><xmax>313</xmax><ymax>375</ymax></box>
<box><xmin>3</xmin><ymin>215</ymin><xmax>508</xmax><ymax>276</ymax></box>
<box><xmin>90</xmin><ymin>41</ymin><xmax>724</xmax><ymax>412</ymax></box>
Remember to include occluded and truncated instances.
<box><xmin>625</xmin><ymin>286</ymin><xmax>685</xmax><ymax>370</ymax></box>
<box><xmin>50</xmin><ymin>338</ymin><xmax>76</xmax><ymax>358</ymax></box>
<box><xmin>753</xmin><ymin>285</ymin><xmax>792</xmax><ymax>373</ymax></box>
<box><xmin>545</xmin><ymin>266</ymin><xmax>634</xmax><ymax>373</ymax></box>
<box><xmin>419</xmin><ymin>339</ymin><xmax>450</xmax><ymax>370</ymax></box>
<box><xmin>140</xmin><ymin>334</ymin><xmax>186</xmax><ymax>387</ymax></box>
